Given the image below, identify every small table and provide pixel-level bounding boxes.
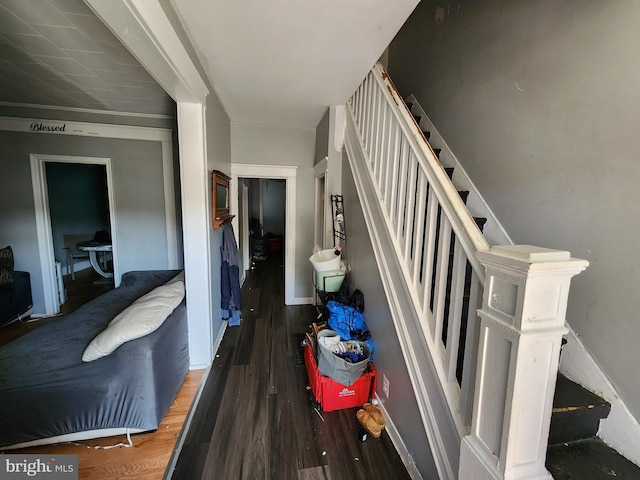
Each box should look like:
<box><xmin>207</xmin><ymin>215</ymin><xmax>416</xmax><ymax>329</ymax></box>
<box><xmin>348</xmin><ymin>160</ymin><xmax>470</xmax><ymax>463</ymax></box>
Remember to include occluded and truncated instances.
<box><xmin>77</xmin><ymin>241</ymin><xmax>113</xmax><ymax>279</ymax></box>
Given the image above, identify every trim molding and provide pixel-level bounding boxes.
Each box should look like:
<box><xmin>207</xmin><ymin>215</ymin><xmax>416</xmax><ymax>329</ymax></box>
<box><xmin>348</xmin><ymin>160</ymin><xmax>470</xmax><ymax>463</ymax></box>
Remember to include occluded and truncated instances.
<box><xmin>313</xmin><ymin>157</ymin><xmax>329</xmax><ymax>248</ymax></box>
<box><xmin>30</xmin><ymin>154</ymin><xmax>118</xmax><ymax>316</ymax></box>
<box><xmin>0</xmin><ymin>101</ymin><xmax>175</xmax><ymax>120</ymax></box>
<box><xmin>230</xmin><ymin>163</ymin><xmax>299</xmax><ymax>306</ymax></box>
<box><xmin>375</xmin><ymin>394</ymin><xmax>424</xmax><ymax>480</ymax></box>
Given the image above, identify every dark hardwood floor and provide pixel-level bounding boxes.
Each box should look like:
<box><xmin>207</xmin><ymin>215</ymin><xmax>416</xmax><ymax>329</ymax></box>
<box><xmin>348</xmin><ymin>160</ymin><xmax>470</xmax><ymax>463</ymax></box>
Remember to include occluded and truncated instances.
<box><xmin>169</xmin><ymin>253</ymin><xmax>411</xmax><ymax>480</ymax></box>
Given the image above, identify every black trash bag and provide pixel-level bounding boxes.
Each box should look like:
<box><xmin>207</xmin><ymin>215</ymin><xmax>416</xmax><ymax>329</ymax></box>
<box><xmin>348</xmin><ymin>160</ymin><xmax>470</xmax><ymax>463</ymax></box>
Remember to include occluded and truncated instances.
<box><xmin>350</xmin><ymin>289</ymin><xmax>365</xmax><ymax>313</ymax></box>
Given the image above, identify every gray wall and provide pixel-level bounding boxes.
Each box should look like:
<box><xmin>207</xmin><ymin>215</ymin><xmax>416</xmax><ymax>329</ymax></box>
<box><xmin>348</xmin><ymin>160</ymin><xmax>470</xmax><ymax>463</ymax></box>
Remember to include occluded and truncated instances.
<box><xmin>342</xmin><ymin>150</ymin><xmax>437</xmax><ymax>478</ymax></box>
<box><xmin>388</xmin><ymin>0</ymin><xmax>640</xmax><ymax>420</ymax></box>
<box><xmin>262</xmin><ymin>179</ymin><xmax>286</xmax><ymax>237</ymax></box>
<box><xmin>0</xmin><ymin>130</ymin><xmax>174</xmax><ymax>314</ymax></box>
<box><xmin>315</xmin><ymin>108</ymin><xmax>329</xmax><ymax>164</ymax></box>
<box><xmin>231</xmin><ymin>122</ymin><xmax>316</xmax><ymax>300</ymax></box>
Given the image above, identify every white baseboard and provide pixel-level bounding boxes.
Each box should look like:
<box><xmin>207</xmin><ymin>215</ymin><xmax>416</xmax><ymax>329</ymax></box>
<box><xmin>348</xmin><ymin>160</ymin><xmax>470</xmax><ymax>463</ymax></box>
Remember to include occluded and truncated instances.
<box><xmin>375</xmin><ymin>394</ymin><xmax>423</xmax><ymax>480</ymax></box>
<box><xmin>288</xmin><ymin>296</ymin><xmax>314</xmax><ymax>306</ymax></box>
<box><xmin>560</xmin><ymin>327</ymin><xmax>640</xmax><ymax>467</ymax></box>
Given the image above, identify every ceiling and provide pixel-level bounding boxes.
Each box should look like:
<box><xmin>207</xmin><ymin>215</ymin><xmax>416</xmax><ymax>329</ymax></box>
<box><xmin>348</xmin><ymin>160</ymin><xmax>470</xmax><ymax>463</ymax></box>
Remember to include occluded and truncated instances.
<box><xmin>0</xmin><ymin>0</ymin><xmax>418</xmax><ymax>127</ymax></box>
<box><xmin>170</xmin><ymin>0</ymin><xmax>419</xmax><ymax>128</ymax></box>
<box><xmin>0</xmin><ymin>0</ymin><xmax>175</xmax><ymax>117</ymax></box>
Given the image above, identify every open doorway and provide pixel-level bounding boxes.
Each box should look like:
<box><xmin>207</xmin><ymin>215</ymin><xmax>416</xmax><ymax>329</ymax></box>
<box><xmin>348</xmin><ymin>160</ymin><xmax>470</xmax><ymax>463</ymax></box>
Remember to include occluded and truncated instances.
<box><xmin>46</xmin><ymin>162</ymin><xmax>111</xmax><ymax>274</ymax></box>
<box><xmin>46</xmin><ymin>161</ymin><xmax>114</xmax><ymax>312</ymax></box>
<box><xmin>230</xmin><ymin>163</ymin><xmax>299</xmax><ymax>305</ymax></box>
<box><xmin>245</xmin><ymin>178</ymin><xmax>286</xmax><ymax>269</ymax></box>
<box><xmin>31</xmin><ymin>154</ymin><xmax>118</xmax><ymax>316</ymax></box>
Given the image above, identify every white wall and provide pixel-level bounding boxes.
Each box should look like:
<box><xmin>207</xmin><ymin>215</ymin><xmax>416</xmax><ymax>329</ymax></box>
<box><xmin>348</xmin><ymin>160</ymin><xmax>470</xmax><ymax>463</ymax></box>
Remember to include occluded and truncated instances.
<box><xmin>231</xmin><ymin>122</ymin><xmax>316</xmax><ymax>300</ymax></box>
<box><xmin>388</xmin><ymin>0</ymin><xmax>640</xmax><ymax>421</ymax></box>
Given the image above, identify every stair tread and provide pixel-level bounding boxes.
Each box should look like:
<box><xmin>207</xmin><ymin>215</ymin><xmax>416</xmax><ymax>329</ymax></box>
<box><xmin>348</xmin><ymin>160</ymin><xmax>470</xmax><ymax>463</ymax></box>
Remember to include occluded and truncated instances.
<box><xmin>549</xmin><ymin>374</ymin><xmax>611</xmax><ymax>445</ymax></box>
<box><xmin>547</xmin><ymin>437</ymin><xmax>640</xmax><ymax>479</ymax></box>
<box><xmin>553</xmin><ymin>374</ymin><xmax>611</xmax><ymax>411</ymax></box>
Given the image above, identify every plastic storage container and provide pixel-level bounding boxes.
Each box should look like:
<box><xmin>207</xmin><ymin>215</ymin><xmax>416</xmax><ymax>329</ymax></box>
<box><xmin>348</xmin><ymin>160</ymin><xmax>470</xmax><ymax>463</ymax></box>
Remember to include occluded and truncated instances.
<box><xmin>315</xmin><ymin>269</ymin><xmax>346</xmax><ymax>292</ymax></box>
<box><xmin>309</xmin><ymin>248</ymin><xmax>342</xmax><ymax>272</ymax></box>
<box><xmin>304</xmin><ymin>342</ymin><xmax>376</xmax><ymax>412</ymax></box>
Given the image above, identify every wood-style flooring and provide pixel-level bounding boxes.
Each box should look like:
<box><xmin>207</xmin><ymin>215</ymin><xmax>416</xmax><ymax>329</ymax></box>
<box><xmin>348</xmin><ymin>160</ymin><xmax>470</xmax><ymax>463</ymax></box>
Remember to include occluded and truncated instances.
<box><xmin>169</xmin><ymin>253</ymin><xmax>411</xmax><ymax>480</ymax></box>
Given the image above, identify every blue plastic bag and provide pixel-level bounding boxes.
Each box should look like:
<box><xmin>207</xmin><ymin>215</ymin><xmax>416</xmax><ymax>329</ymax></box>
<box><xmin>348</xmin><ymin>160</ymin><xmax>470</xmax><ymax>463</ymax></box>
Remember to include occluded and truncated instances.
<box><xmin>325</xmin><ymin>301</ymin><xmax>375</xmax><ymax>361</ymax></box>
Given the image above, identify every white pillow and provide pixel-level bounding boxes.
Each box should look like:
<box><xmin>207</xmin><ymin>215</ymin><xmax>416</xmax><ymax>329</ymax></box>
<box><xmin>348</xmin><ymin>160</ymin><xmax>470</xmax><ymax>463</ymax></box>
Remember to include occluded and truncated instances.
<box><xmin>82</xmin><ymin>281</ymin><xmax>185</xmax><ymax>362</ymax></box>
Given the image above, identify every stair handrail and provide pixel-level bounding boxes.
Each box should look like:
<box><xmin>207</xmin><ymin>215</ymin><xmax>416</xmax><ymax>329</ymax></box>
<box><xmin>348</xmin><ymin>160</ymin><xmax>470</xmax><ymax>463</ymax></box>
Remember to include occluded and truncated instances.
<box><xmin>347</xmin><ymin>61</ymin><xmax>492</xmax><ymax>440</ymax></box>
<box><xmin>370</xmin><ymin>63</ymin><xmax>490</xmax><ymax>275</ymax></box>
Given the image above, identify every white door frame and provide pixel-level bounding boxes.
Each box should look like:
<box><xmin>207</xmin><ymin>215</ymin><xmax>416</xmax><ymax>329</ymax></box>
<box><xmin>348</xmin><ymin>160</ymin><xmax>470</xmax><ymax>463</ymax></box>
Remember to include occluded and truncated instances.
<box><xmin>85</xmin><ymin>0</ymin><xmax>213</xmax><ymax>368</ymax></box>
<box><xmin>314</xmin><ymin>157</ymin><xmax>329</xmax><ymax>248</ymax></box>
<box><xmin>240</xmin><ymin>180</ymin><xmax>250</xmax><ymax>281</ymax></box>
<box><xmin>230</xmin><ymin>163</ymin><xmax>298</xmax><ymax>305</ymax></box>
<box><xmin>30</xmin><ymin>154</ymin><xmax>118</xmax><ymax>315</ymax></box>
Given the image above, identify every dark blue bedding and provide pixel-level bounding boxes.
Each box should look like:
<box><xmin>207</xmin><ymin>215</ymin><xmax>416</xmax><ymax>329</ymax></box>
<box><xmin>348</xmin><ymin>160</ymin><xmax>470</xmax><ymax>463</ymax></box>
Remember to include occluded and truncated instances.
<box><xmin>0</xmin><ymin>270</ymin><xmax>189</xmax><ymax>449</ymax></box>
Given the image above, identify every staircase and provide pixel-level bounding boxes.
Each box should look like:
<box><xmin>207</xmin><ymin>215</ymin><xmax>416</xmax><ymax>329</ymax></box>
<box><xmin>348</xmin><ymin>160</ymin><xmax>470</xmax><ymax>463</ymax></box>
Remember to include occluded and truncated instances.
<box><xmin>546</xmin><ymin>375</ymin><xmax>640</xmax><ymax>479</ymax></box>
<box><xmin>406</xmin><ymin>93</ymin><xmax>640</xmax><ymax>480</ymax></box>
<box><xmin>343</xmin><ymin>62</ymin><xmax>636</xmax><ymax>479</ymax></box>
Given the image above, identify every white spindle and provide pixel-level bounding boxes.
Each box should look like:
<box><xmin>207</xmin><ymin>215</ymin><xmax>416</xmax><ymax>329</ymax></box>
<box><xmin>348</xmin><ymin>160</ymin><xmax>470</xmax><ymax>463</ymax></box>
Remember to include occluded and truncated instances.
<box><xmin>444</xmin><ymin>240</ymin><xmax>467</xmax><ymax>382</ymax></box>
<box><xmin>459</xmin><ymin>270</ymin><xmax>482</xmax><ymax>426</ymax></box>
<box><xmin>395</xmin><ymin>144</ymin><xmax>409</xmax><ymax>242</ymax></box>
<box><xmin>431</xmin><ymin>215</ymin><xmax>452</xmax><ymax>344</ymax></box>
<box><xmin>411</xmin><ymin>172</ymin><xmax>428</xmax><ymax>288</ymax></box>
<box><xmin>384</xmin><ymin>123</ymin><xmax>400</xmax><ymax>212</ymax></box>
<box><xmin>364</xmin><ymin>77</ymin><xmax>373</xmax><ymax>150</ymax></box>
<box><xmin>356</xmin><ymin>82</ymin><xmax>364</xmax><ymax>126</ymax></box>
<box><xmin>402</xmin><ymin>153</ymin><xmax>418</xmax><ymax>264</ymax></box>
<box><xmin>371</xmin><ymin>87</ymin><xmax>381</xmax><ymax>168</ymax></box>
<box><xmin>388</xmin><ymin>134</ymin><xmax>403</xmax><ymax>226</ymax></box>
<box><xmin>421</xmin><ymin>187</ymin><xmax>438</xmax><ymax>318</ymax></box>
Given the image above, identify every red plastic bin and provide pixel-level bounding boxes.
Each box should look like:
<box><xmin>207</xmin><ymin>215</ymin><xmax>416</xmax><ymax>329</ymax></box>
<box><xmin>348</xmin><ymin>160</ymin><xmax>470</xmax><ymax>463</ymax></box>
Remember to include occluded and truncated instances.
<box><xmin>303</xmin><ymin>342</ymin><xmax>377</xmax><ymax>412</ymax></box>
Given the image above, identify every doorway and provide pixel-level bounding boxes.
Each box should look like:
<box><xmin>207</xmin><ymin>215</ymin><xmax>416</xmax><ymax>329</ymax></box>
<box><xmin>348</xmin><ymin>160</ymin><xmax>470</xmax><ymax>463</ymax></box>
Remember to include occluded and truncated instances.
<box><xmin>230</xmin><ymin>163</ymin><xmax>299</xmax><ymax>305</ymax></box>
<box><xmin>244</xmin><ymin>178</ymin><xmax>286</xmax><ymax>271</ymax></box>
<box><xmin>31</xmin><ymin>154</ymin><xmax>118</xmax><ymax>316</ymax></box>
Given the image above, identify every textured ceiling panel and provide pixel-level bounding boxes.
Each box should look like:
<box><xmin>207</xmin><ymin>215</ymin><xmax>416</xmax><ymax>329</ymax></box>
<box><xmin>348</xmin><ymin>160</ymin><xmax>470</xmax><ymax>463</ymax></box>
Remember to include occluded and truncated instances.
<box><xmin>0</xmin><ymin>0</ymin><xmax>175</xmax><ymax>117</ymax></box>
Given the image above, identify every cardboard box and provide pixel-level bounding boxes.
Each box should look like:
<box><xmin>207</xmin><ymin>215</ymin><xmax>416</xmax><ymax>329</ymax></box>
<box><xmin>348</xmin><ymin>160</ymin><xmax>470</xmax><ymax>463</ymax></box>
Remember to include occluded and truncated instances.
<box><xmin>303</xmin><ymin>343</ymin><xmax>376</xmax><ymax>412</ymax></box>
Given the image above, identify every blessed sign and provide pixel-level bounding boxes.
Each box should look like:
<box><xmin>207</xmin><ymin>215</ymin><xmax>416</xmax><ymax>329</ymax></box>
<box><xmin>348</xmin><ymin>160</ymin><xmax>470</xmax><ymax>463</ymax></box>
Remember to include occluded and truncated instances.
<box><xmin>30</xmin><ymin>122</ymin><xmax>67</xmax><ymax>133</ymax></box>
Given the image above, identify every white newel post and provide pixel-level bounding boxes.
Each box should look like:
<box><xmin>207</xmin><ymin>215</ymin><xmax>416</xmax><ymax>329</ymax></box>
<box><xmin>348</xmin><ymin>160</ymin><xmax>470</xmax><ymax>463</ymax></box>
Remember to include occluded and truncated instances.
<box><xmin>459</xmin><ymin>245</ymin><xmax>588</xmax><ymax>480</ymax></box>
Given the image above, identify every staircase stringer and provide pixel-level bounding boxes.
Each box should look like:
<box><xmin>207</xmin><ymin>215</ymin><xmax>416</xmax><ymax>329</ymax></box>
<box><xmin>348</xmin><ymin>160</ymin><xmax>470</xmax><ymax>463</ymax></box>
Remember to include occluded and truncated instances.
<box><xmin>344</xmin><ymin>115</ymin><xmax>460</xmax><ymax>480</ymax></box>
<box><xmin>404</xmin><ymin>94</ymin><xmax>512</xmax><ymax>247</ymax></box>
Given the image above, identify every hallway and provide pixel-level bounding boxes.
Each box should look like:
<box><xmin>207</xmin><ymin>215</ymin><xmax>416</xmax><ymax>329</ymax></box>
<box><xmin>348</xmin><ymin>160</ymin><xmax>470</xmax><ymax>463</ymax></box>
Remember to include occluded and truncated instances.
<box><xmin>170</xmin><ymin>253</ymin><xmax>411</xmax><ymax>479</ymax></box>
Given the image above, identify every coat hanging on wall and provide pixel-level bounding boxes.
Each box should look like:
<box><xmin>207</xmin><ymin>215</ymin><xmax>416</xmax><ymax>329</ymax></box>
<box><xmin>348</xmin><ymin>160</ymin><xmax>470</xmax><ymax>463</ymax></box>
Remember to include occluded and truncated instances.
<box><xmin>220</xmin><ymin>221</ymin><xmax>241</xmax><ymax>326</ymax></box>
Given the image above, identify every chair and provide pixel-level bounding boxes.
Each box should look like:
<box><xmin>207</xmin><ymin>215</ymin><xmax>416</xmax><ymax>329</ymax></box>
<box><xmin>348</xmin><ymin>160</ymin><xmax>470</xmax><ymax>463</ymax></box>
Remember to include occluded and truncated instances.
<box><xmin>63</xmin><ymin>233</ymin><xmax>93</xmax><ymax>280</ymax></box>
